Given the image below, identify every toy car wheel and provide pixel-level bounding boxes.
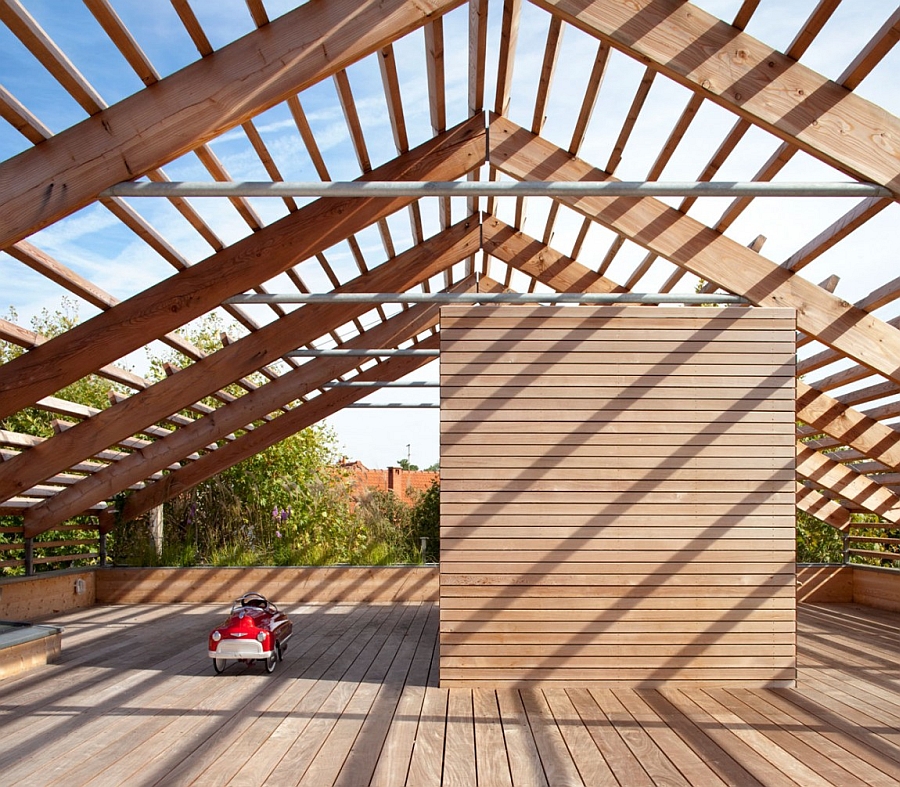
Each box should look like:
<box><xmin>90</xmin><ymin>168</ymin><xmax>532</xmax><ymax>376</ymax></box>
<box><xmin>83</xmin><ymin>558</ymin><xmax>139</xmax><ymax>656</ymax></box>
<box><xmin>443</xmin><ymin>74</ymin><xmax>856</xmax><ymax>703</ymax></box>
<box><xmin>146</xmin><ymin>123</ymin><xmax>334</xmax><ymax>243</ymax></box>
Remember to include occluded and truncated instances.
<box><xmin>265</xmin><ymin>651</ymin><xmax>277</xmax><ymax>673</ymax></box>
<box><xmin>213</xmin><ymin>657</ymin><xmax>227</xmax><ymax>674</ymax></box>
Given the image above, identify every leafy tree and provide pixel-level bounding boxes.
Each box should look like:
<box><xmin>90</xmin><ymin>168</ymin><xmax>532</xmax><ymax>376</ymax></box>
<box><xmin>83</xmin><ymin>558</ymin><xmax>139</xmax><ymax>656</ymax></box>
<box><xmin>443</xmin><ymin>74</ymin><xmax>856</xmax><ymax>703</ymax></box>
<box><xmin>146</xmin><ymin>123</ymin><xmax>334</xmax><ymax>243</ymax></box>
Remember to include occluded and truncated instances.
<box><xmin>796</xmin><ymin>509</ymin><xmax>843</xmax><ymax>563</ymax></box>
<box><xmin>1</xmin><ymin>299</ymin><xmax>129</xmax><ymax>575</ymax></box>
<box><xmin>1</xmin><ymin>299</ymin><xmax>123</xmax><ymax>436</ymax></box>
<box><xmin>411</xmin><ymin>480</ymin><xmax>440</xmax><ymax>562</ymax></box>
<box><xmin>113</xmin><ymin>313</ymin><xmax>357</xmax><ymax>566</ymax></box>
<box><xmin>397</xmin><ymin>458</ymin><xmax>419</xmax><ymax>471</ymax></box>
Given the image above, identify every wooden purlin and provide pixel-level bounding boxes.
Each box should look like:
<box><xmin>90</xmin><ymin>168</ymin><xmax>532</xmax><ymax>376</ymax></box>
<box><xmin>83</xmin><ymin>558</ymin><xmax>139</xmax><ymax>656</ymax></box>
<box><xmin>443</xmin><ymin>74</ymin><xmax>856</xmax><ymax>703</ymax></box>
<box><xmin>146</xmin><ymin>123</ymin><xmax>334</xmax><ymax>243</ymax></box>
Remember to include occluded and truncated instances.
<box><xmin>0</xmin><ymin>115</ymin><xmax>487</xmax><ymax>423</ymax></box>
<box><xmin>0</xmin><ymin>0</ymin><xmax>105</xmax><ymax>115</ymax></box>
<box><xmin>488</xmin><ymin>114</ymin><xmax>900</xmax><ymax>388</ymax></box>
<box><xmin>796</xmin><ymin>482</ymin><xmax>851</xmax><ymax>530</ymax></box>
<box><xmin>838</xmin><ymin>6</ymin><xmax>900</xmax><ymax>90</ymax></box>
<box><xmin>0</xmin><ymin>0</ymin><xmax>467</xmax><ymax>249</ymax></box>
<box><xmin>100</xmin><ymin>194</ymin><xmax>306</xmax><ymax>374</ymax></box>
<box><xmin>0</xmin><ymin>218</ymin><xmax>481</xmax><ymax>510</ymax></box>
<box><xmin>0</xmin><ymin>83</ymin><xmax>51</xmax><ymax>142</ymax></box>
<box><xmin>532</xmin><ymin>0</ymin><xmax>900</xmax><ymax>200</ymax></box>
<box><xmin>82</xmin><ymin>0</ymin><xmax>159</xmax><ymax>86</ymax></box>
<box><xmin>796</xmin><ymin>381</ymin><xmax>900</xmax><ymax>474</ymax></box>
<box><xmin>5</xmin><ymin>240</ymin><xmax>274</xmax><ymax>410</ymax></box>
<box><xmin>333</xmin><ymin>69</ymin><xmax>398</xmax><ymax>279</ymax></box>
<box><xmin>379</xmin><ymin>43</ymin><xmax>426</xmax><ymax>246</ymax></box>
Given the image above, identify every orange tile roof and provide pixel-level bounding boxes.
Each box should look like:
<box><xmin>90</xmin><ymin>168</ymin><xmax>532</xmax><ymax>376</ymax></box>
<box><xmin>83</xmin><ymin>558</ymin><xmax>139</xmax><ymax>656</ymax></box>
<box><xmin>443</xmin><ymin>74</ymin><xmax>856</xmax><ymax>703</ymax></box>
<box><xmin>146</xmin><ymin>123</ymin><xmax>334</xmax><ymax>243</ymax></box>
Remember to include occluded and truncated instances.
<box><xmin>339</xmin><ymin>459</ymin><xmax>438</xmax><ymax>504</ymax></box>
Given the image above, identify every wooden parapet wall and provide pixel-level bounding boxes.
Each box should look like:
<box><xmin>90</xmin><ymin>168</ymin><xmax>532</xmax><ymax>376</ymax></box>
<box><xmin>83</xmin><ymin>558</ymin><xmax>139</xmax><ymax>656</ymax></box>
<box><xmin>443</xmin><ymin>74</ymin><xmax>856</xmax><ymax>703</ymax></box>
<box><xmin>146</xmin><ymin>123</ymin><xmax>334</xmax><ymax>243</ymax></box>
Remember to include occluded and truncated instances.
<box><xmin>797</xmin><ymin>564</ymin><xmax>852</xmax><ymax>603</ymax></box>
<box><xmin>440</xmin><ymin>306</ymin><xmax>797</xmax><ymax>687</ymax></box>
<box><xmin>96</xmin><ymin>566</ymin><xmax>439</xmax><ymax>604</ymax></box>
<box><xmin>0</xmin><ymin>568</ymin><xmax>95</xmax><ymax>620</ymax></box>
<box><xmin>852</xmin><ymin>565</ymin><xmax>900</xmax><ymax>611</ymax></box>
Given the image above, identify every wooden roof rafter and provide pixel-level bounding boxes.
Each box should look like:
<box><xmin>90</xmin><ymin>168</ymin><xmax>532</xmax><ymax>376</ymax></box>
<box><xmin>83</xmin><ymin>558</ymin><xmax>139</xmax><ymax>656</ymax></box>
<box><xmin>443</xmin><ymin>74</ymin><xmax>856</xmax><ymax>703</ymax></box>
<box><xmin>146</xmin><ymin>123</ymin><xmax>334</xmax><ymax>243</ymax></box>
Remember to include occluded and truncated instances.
<box><xmin>1</xmin><ymin>0</ymin><xmax>900</xmax><ymax>529</ymax></box>
<box><xmin>0</xmin><ymin>0</ymin><xmax>468</xmax><ymax>249</ymax></box>
<box><xmin>23</xmin><ymin>271</ymin><xmax>489</xmax><ymax>536</ymax></box>
<box><xmin>488</xmin><ymin>114</ymin><xmax>900</xmax><ymax>386</ymax></box>
<box><xmin>0</xmin><ymin>214</ymin><xmax>483</xmax><ymax>507</ymax></box>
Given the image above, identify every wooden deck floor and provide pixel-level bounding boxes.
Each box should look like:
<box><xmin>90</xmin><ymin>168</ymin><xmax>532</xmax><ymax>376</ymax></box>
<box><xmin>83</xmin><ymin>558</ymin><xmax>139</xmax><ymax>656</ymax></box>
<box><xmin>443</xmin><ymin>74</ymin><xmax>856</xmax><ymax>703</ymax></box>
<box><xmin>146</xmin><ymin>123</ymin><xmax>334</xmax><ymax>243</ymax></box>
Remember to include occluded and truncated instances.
<box><xmin>3</xmin><ymin>601</ymin><xmax>900</xmax><ymax>785</ymax></box>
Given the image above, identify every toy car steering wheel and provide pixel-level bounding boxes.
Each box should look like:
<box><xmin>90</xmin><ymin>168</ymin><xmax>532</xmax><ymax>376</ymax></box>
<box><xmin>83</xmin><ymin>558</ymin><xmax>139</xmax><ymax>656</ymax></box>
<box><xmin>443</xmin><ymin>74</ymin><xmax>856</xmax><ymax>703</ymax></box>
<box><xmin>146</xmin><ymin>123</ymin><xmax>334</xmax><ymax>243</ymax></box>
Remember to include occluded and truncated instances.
<box><xmin>240</xmin><ymin>592</ymin><xmax>268</xmax><ymax>608</ymax></box>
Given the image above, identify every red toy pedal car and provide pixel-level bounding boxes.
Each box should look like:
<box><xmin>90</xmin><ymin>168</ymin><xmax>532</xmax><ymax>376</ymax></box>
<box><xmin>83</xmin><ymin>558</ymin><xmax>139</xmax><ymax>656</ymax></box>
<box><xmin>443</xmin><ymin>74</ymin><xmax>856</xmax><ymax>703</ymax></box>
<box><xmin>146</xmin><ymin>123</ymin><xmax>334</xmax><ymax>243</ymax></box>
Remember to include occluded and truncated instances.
<box><xmin>208</xmin><ymin>591</ymin><xmax>293</xmax><ymax>674</ymax></box>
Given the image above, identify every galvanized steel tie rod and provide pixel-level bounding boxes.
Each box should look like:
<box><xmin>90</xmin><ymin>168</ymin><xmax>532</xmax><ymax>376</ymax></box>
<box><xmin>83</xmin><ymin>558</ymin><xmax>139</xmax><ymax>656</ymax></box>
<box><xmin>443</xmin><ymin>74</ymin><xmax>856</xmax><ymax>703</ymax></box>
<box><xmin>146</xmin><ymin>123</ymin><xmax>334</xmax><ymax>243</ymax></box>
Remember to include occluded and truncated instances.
<box><xmin>101</xmin><ymin>181</ymin><xmax>892</xmax><ymax>199</ymax></box>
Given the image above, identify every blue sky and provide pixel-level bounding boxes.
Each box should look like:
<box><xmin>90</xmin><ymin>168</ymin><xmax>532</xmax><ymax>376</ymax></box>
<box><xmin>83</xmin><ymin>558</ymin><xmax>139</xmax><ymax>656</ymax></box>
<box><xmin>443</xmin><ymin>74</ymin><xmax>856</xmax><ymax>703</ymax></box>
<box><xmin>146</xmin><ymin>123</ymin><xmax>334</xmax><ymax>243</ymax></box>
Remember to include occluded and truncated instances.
<box><xmin>2</xmin><ymin>0</ymin><xmax>899</xmax><ymax>469</ymax></box>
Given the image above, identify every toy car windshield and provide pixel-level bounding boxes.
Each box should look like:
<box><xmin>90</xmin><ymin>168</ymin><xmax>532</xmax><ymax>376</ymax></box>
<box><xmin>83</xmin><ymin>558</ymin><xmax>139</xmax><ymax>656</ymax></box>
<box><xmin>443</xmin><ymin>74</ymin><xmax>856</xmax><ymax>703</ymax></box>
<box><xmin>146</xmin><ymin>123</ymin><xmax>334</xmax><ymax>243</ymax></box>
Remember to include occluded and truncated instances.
<box><xmin>209</xmin><ymin>591</ymin><xmax>293</xmax><ymax>674</ymax></box>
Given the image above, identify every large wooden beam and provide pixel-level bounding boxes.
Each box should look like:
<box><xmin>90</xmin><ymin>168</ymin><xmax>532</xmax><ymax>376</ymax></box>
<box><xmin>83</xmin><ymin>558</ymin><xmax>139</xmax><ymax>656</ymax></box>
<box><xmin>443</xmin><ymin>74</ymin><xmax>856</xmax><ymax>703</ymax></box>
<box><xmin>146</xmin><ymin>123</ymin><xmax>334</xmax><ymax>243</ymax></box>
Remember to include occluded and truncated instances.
<box><xmin>795</xmin><ymin>483</ymin><xmax>850</xmax><ymax>531</ymax></box>
<box><xmin>0</xmin><ymin>219</ymin><xmax>481</xmax><ymax>505</ymax></box>
<box><xmin>488</xmin><ymin>115</ymin><xmax>900</xmax><ymax>385</ymax></box>
<box><xmin>796</xmin><ymin>381</ymin><xmax>900</xmax><ymax>474</ymax></box>
<box><xmin>0</xmin><ymin>116</ymin><xmax>486</xmax><ymax>422</ymax></box>
<box><xmin>111</xmin><ymin>272</ymin><xmax>506</xmax><ymax>528</ymax></box>
<box><xmin>0</xmin><ymin>0</ymin><xmax>465</xmax><ymax>248</ymax></box>
<box><xmin>21</xmin><ymin>288</ymin><xmax>459</xmax><ymax>536</ymax></box>
<box><xmin>796</xmin><ymin>443</ymin><xmax>900</xmax><ymax>523</ymax></box>
<box><xmin>532</xmin><ymin>0</ymin><xmax>900</xmax><ymax>198</ymax></box>
<box><xmin>115</xmin><ymin>337</ymin><xmax>440</xmax><ymax>525</ymax></box>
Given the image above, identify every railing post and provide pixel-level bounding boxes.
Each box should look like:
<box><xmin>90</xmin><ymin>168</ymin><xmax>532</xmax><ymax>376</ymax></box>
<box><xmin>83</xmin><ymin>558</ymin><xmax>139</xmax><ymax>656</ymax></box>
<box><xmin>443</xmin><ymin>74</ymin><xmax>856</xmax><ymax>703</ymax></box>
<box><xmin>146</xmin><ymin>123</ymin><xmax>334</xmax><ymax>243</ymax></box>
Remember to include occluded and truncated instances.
<box><xmin>24</xmin><ymin>537</ymin><xmax>34</xmax><ymax>576</ymax></box>
<box><xmin>842</xmin><ymin>530</ymin><xmax>850</xmax><ymax>565</ymax></box>
<box><xmin>99</xmin><ymin>531</ymin><xmax>107</xmax><ymax>567</ymax></box>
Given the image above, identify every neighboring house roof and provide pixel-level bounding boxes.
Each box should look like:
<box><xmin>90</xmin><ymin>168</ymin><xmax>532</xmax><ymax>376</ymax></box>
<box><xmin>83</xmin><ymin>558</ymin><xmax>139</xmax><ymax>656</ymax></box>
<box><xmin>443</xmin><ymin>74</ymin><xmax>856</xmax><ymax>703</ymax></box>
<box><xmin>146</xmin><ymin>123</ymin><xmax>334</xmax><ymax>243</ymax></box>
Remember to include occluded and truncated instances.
<box><xmin>340</xmin><ymin>460</ymin><xmax>438</xmax><ymax>505</ymax></box>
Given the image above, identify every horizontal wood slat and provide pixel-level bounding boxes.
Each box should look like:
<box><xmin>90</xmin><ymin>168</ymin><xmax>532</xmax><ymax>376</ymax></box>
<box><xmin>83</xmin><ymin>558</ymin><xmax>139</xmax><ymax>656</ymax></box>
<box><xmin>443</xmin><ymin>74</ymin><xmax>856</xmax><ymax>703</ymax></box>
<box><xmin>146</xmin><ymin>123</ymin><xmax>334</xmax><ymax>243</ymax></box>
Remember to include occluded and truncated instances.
<box><xmin>439</xmin><ymin>306</ymin><xmax>796</xmax><ymax>687</ymax></box>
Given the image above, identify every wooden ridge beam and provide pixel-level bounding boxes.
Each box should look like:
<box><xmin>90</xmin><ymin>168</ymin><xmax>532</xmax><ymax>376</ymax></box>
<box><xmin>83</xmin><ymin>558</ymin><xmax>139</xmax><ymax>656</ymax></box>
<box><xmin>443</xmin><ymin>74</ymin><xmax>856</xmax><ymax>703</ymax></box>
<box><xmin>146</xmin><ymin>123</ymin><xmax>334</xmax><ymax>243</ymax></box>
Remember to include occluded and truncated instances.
<box><xmin>796</xmin><ymin>442</ymin><xmax>900</xmax><ymax>523</ymax></box>
<box><xmin>21</xmin><ymin>277</ymin><xmax>480</xmax><ymax>536</ymax></box>
<box><xmin>0</xmin><ymin>115</ymin><xmax>486</xmax><ymax>421</ymax></box>
<box><xmin>532</xmin><ymin>0</ymin><xmax>900</xmax><ymax>199</ymax></box>
<box><xmin>0</xmin><ymin>0</ymin><xmax>465</xmax><ymax>248</ymax></box>
<box><xmin>488</xmin><ymin>114</ymin><xmax>900</xmax><ymax>386</ymax></box>
<box><xmin>0</xmin><ymin>219</ymin><xmax>481</xmax><ymax>504</ymax></box>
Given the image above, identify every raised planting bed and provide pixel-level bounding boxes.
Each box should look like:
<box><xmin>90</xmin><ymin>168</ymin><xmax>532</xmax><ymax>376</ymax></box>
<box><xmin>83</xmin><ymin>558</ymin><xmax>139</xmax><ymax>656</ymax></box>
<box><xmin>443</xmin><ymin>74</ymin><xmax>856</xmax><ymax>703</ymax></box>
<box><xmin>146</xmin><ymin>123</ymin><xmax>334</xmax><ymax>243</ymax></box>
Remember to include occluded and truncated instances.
<box><xmin>0</xmin><ymin>621</ymin><xmax>63</xmax><ymax>680</ymax></box>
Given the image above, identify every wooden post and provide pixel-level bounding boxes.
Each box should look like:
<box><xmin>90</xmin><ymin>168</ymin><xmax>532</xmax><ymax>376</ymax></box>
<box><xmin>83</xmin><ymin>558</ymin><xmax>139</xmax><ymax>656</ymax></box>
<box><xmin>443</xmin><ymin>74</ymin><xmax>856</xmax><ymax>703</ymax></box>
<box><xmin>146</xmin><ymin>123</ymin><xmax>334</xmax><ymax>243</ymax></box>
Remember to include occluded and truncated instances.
<box><xmin>149</xmin><ymin>504</ymin><xmax>164</xmax><ymax>556</ymax></box>
<box><xmin>24</xmin><ymin>538</ymin><xmax>33</xmax><ymax>576</ymax></box>
<box><xmin>99</xmin><ymin>531</ymin><xmax>108</xmax><ymax>568</ymax></box>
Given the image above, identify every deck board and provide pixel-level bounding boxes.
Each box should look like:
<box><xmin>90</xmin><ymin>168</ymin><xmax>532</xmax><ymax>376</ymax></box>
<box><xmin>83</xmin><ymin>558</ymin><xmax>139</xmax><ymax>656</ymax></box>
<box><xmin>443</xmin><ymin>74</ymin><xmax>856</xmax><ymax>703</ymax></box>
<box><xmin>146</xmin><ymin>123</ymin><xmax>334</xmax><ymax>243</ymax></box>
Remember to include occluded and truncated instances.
<box><xmin>5</xmin><ymin>601</ymin><xmax>900</xmax><ymax>785</ymax></box>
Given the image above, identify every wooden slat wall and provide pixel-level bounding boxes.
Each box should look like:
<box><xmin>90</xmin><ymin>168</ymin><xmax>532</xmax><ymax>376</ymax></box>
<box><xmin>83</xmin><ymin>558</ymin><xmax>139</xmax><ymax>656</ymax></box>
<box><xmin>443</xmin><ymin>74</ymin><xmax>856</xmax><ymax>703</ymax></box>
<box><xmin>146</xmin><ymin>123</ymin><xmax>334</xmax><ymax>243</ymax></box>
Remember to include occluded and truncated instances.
<box><xmin>439</xmin><ymin>306</ymin><xmax>796</xmax><ymax>687</ymax></box>
<box><xmin>95</xmin><ymin>566</ymin><xmax>439</xmax><ymax>604</ymax></box>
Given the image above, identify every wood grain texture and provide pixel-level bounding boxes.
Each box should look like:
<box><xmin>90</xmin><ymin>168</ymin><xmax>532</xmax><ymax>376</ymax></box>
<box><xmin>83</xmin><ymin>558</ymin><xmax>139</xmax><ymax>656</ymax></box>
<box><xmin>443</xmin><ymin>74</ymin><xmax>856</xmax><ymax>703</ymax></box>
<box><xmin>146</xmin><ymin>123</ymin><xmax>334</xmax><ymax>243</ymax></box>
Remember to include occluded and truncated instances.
<box><xmin>10</xmin><ymin>602</ymin><xmax>900</xmax><ymax>784</ymax></box>
<box><xmin>488</xmin><ymin>115</ymin><xmax>900</xmax><ymax>387</ymax></box>
<box><xmin>531</xmin><ymin>0</ymin><xmax>900</xmax><ymax>197</ymax></box>
<box><xmin>439</xmin><ymin>306</ymin><xmax>796</xmax><ymax>686</ymax></box>
<box><xmin>0</xmin><ymin>0</ymin><xmax>466</xmax><ymax>248</ymax></box>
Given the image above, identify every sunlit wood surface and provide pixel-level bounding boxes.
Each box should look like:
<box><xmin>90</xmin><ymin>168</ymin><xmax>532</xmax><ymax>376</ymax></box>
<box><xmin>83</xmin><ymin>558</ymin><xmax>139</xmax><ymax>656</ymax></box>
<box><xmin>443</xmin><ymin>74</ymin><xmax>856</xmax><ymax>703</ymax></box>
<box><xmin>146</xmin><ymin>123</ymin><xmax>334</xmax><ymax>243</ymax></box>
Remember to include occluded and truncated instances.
<box><xmin>3</xmin><ymin>601</ymin><xmax>900</xmax><ymax>786</ymax></box>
